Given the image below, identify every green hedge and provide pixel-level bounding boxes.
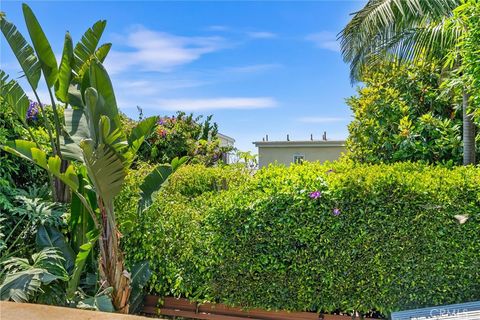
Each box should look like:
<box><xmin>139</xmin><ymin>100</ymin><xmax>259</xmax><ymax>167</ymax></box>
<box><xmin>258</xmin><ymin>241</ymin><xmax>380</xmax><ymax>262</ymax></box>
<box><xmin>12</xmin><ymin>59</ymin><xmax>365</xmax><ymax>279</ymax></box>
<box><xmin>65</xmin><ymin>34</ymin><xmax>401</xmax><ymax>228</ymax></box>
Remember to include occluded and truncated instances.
<box><xmin>117</xmin><ymin>161</ymin><xmax>480</xmax><ymax>316</ymax></box>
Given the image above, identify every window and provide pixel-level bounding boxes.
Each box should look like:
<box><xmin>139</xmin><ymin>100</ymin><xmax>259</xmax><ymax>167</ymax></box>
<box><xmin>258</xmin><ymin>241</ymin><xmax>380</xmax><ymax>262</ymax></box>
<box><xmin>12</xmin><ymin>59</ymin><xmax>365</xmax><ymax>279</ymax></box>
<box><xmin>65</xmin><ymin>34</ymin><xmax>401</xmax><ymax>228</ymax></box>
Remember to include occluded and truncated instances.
<box><xmin>293</xmin><ymin>154</ymin><xmax>305</xmax><ymax>164</ymax></box>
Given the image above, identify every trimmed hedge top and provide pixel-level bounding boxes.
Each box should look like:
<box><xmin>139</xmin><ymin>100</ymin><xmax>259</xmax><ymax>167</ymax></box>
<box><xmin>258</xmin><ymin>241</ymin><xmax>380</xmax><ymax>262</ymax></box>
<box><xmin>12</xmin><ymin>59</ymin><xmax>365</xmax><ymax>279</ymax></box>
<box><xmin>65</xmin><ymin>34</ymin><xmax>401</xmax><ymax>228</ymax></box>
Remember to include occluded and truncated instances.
<box><xmin>117</xmin><ymin>161</ymin><xmax>480</xmax><ymax>317</ymax></box>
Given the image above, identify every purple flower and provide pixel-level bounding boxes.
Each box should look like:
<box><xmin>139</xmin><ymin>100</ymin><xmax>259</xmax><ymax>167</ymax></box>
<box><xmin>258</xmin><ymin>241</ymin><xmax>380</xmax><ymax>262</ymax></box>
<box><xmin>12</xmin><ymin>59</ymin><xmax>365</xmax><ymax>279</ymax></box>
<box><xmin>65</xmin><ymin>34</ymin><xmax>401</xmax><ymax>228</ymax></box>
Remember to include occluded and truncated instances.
<box><xmin>157</xmin><ymin>118</ymin><xmax>165</xmax><ymax>125</ymax></box>
<box><xmin>326</xmin><ymin>169</ymin><xmax>335</xmax><ymax>174</ymax></box>
<box><xmin>27</xmin><ymin>101</ymin><xmax>39</xmax><ymax>121</ymax></box>
<box><xmin>309</xmin><ymin>191</ymin><xmax>321</xmax><ymax>199</ymax></box>
<box><xmin>333</xmin><ymin>208</ymin><xmax>341</xmax><ymax>216</ymax></box>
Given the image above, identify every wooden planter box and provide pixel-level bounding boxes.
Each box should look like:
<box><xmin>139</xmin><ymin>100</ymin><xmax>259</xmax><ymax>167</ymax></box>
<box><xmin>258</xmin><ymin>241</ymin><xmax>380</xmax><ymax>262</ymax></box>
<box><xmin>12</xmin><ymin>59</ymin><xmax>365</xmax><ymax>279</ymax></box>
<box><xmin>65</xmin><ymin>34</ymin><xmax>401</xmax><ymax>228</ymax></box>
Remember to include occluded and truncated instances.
<box><xmin>0</xmin><ymin>301</ymin><xmax>152</xmax><ymax>320</ymax></box>
<box><xmin>142</xmin><ymin>295</ymin><xmax>375</xmax><ymax>320</ymax></box>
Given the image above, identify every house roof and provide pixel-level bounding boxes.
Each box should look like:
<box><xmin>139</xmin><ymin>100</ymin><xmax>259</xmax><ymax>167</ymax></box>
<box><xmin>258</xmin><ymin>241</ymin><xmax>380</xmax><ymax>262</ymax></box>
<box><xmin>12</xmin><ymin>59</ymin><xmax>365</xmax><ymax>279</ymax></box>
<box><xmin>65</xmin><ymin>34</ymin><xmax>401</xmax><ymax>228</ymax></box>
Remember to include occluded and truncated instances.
<box><xmin>253</xmin><ymin>140</ymin><xmax>345</xmax><ymax>148</ymax></box>
<box><xmin>218</xmin><ymin>132</ymin><xmax>235</xmax><ymax>143</ymax></box>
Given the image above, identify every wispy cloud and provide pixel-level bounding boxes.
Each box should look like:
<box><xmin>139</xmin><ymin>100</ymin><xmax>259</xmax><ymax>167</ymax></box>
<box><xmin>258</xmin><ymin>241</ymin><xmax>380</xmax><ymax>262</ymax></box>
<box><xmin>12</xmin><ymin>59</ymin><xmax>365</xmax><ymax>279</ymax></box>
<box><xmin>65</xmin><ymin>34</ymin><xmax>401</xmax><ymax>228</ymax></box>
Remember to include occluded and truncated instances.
<box><xmin>205</xmin><ymin>25</ymin><xmax>230</xmax><ymax>32</ymax></box>
<box><xmin>115</xmin><ymin>78</ymin><xmax>207</xmax><ymax>95</ymax></box>
<box><xmin>105</xmin><ymin>26</ymin><xmax>228</xmax><ymax>74</ymax></box>
<box><xmin>156</xmin><ymin>97</ymin><xmax>277</xmax><ymax>111</ymax></box>
<box><xmin>305</xmin><ymin>31</ymin><xmax>340</xmax><ymax>52</ymax></box>
<box><xmin>297</xmin><ymin>117</ymin><xmax>347</xmax><ymax>123</ymax></box>
<box><xmin>247</xmin><ymin>31</ymin><xmax>277</xmax><ymax>39</ymax></box>
<box><xmin>226</xmin><ymin>63</ymin><xmax>282</xmax><ymax>74</ymax></box>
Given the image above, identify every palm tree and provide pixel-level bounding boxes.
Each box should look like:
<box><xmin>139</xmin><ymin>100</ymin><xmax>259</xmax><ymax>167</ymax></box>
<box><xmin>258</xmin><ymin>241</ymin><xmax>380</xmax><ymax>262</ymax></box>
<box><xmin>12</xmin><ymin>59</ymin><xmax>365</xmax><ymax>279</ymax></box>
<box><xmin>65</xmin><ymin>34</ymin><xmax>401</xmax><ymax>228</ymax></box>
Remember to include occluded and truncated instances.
<box><xmin>339</xmin><ymin>0</ymin><xmax>476</xmax><ymax>164</ymax></box>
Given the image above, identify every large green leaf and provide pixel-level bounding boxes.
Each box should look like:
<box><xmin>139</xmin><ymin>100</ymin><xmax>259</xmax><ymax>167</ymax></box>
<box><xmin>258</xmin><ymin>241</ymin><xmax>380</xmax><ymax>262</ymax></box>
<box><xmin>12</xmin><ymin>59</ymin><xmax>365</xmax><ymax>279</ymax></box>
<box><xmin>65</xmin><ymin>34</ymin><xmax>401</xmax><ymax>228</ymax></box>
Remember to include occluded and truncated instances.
<box><xmin>55</xmin><ymin>32</ymin><xmax>74</xmax><ymax>103</ymax></box>
<box><xmin>22</xmin><ymin>3</ymin><xmax>58</xmax><ymax>88</ymax></box>
<box><xmin>138</xmin><ymin>156</ymin><xmax>188</xmax><ymax>210</ymax></box>
<box><xmin>36</xmin><ymin>225</ymin><xmax>75</xmax><ymax>273</ymax></box>
<box><xmin>88</xmin><ymin>59</ymin><xmax>121</xmax><ymax>129</ymax></box>
<box><xmin>128</xmin><ymin>116</ymin><xmax>157</xmax><ymax>154</ymax></box>
<box><xmin>81</xmin><ymin>140</ymin><xmax>126</xmax><ymax>205</ymax></box>
<box><xmin>0</xmin><ymin>248</ymin><xmax>68</xmax><ymax>302</ymax></box>
<box><xmin>129</xmin><ymin>261</ymin><xmax>152</xmax><ymax>313</ymax></box>
<box><xmin>66</xmin><ymin>230</ymin><xmax>99</xmax><ymax>299</ymax></box>
<box><xmin>0</xmin><ymin>269</ymin><xmax>43</xmax><ymax>302</ymax></box>
<box><xmin>61</xmin><ymin>108</ymin><xmax>90</xmax><ymax>162</ymax></box>
<box><xmin>0</xmin><ymin>70</ymin><xmax>29</xmax><ymax>123</ymax></box>
<box><xmin>74</xmin><ymin>43</ymin><xmax>112</xmax><ymax>84</ymax></box>
<box><xmin>69</xmin><ymin>166</ymin><xmax>97</xmax><ymax>253</ymax></box>
<box><xmin>73</xmin><ymin>20</ymin><xmax>107</xmax><ymax>82</ymax></box>
<box><xmin>78</xmin><ymin>294</ymin><xmax>115</xmax><ymax>312</ymax></box>
<box><xmin>0</xmin><ymin>14</ymin><xmax>41</xmax><ymax>90</ymax></box>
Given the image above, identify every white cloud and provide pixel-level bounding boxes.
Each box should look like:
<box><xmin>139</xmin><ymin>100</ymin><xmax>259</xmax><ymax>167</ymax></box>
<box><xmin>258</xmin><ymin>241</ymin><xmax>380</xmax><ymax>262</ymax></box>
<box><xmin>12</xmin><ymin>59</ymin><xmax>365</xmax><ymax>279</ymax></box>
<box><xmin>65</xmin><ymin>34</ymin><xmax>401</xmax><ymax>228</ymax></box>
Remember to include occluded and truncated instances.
<box><xmin>205</xmin><ymin>25</ymin><xmax>230</xmax><ymax>32</ymax></box>
<box><xmin>226</xmin><ymin>63</ymin><xmax>282</xmax><ymax>73</ymax></box>
<box><xmin>297</xmin><ymin>117</ymin><xmax>347</xmax><ymax>123</ymax></box>
<box><xmin>156</xmin><ymin>97</ymin><xmax>277</xmax><ymax>111</ymax></box>
<box><xmin>114</xmin><ymin>78</ymin><xmax>206</xmax><ymax>95</ymax></box>
<box><xmin>305</xmin><ymin>31</ymin><xmax>340</xmax><ymax>52</ymax></box>
<box><xmin>105</xmin><ymin>26</ymin><xmax>228</xmax><ymax>74</ymax></box>
<box><xmin>247</xmin><ymin>31</ymin><xmax>277</xmax><ymax>39</ymax></box>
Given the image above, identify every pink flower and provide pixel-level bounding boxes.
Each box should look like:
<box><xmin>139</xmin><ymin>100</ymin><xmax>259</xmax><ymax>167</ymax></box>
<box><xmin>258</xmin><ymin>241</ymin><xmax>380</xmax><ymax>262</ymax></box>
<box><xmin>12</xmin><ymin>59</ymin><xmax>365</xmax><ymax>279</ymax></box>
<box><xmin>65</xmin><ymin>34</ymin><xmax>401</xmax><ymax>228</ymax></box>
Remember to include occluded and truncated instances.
<box><xmin>309</xmin><ymin>191</ymin><xmax>321</xmax><ymax>199</ymax></box>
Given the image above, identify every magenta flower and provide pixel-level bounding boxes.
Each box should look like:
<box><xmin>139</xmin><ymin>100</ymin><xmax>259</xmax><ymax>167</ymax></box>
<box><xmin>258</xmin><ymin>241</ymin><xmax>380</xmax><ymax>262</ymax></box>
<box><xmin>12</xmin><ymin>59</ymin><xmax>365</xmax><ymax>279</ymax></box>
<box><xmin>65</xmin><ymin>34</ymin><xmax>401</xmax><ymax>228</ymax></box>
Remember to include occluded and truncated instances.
<box><xmin>309</xmin><ymin>191</ymin><xmax>321</xmax><ymax>199</ymax></box>
<box><xmin>333</xmin><ymin>208</ymin><xmax>341</xmax><ymax>216</ymax></box>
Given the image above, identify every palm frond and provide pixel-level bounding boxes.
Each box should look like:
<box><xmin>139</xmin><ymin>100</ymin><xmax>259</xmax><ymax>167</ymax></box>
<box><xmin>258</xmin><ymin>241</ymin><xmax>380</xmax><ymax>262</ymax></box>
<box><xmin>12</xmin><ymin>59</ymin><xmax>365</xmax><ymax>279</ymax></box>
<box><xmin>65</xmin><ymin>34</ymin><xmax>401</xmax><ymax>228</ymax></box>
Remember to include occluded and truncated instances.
<box><xmin>340</xmin><ymin>0</ymin><xmax>461</xmax><ymax>81</ymax></box>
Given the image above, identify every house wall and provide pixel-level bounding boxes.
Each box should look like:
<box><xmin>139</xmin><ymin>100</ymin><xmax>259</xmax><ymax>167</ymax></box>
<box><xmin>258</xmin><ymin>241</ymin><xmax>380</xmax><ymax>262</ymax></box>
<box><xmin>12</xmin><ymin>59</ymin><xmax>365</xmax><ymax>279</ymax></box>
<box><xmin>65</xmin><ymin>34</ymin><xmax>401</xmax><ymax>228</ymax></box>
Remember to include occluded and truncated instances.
<box><xmin>258</xmin><ymin>145</ymin><xmax>346</xmax><ymax>167</ymax></box>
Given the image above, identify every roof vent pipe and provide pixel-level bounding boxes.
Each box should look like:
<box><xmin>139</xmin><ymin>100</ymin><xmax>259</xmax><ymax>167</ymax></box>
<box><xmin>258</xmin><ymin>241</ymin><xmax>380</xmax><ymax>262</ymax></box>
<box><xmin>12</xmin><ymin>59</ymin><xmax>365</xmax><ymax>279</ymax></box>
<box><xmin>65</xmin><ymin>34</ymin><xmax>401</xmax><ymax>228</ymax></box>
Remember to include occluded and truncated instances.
<box><xmin>287</xmin><ymin>134</ymin><xmax>290</xmax><ymax>141</ymax></box>
<box><xmin>310</xmin><ymin>134</ymin><xmax>313</xmax><ymax>141</ymax></box>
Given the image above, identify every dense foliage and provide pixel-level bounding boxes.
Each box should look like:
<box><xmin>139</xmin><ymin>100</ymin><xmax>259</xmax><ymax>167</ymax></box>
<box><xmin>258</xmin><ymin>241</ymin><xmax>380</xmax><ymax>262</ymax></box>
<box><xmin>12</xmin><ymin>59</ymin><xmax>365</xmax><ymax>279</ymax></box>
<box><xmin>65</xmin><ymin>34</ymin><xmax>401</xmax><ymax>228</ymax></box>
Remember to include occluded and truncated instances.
<box><xmin>117</xmin><ymin>161</ymin><xmax>480</xmax><ymax>316</ymax></box>
<box><xmin>138</xmin><ymin>111</ymin><xmax>232</xmax><ymax>166</ymax></box>
<box><xmin>456</xmin><ymin>0</ymin><xmax>480</xmax><ymax>124</ymax></box>
<box><xmin>345</xmin><ymin>58</ymin><xmax>477</xmax><ymax>165</ymax></box>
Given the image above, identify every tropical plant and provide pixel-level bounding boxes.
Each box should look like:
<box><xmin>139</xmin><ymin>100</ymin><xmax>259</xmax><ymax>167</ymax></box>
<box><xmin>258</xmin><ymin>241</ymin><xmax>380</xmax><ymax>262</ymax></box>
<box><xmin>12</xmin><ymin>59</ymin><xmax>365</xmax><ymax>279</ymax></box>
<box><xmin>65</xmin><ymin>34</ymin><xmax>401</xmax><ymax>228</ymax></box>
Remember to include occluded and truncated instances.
<box><xmin>1</xmin><ymin>4</ymin><xmax>188</xmax><ymax>313</ymax></box>
<box><xmin>1</xmin><ymin>3</ymin><xmax>111</xmax><ymax>201</ymax></box>
<box><xmin>0</xmin><ymin>248</ymin><xmax>68</xmax><ymax>303</ymax></box>
<box><xmin>339</xmin><ymin>0</ymin><xmax>478</xmax><ymax>165</ymax></box>
<box><xmin>1</xmin><ymin>58</ymin><xmax>185</xmax><ymax>312</ymax></box>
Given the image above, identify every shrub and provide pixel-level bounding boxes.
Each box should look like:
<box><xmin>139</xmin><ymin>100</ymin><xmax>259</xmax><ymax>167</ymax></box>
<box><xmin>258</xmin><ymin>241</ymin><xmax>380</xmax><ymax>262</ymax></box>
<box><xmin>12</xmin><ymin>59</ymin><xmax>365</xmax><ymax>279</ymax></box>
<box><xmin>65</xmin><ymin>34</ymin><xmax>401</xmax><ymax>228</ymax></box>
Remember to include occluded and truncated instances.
<box><xmin>345</xmin><ymin>58</ymin><xmax>473</xmax><ymax>165</ymax></box>
<box><xmin>118</xmin><ymin>161</ymin><xmax>480</xmax><ymax>316</ymax></box>
<box><xmin>137</xmin><ymin>111</ymin><xmax>233</xmax><ymax>166</ymax></box>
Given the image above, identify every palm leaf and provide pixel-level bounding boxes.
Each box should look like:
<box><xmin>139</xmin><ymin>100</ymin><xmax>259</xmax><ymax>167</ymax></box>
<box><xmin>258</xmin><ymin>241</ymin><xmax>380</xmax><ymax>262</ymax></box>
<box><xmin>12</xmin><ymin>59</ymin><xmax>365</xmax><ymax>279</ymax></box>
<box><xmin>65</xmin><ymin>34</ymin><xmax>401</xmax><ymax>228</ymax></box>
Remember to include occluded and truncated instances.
<box><xmin>0</xmin><ymin>14</ymin><xmax>41</xmax><ymax>90</ymax></box>
<box><xmin>339</xmin><ymin>0</ymin><xmax>461</xmax><ymax>81</ymax></box>
<box><xmin>22</xmin><ymin>3</ymin><xmax>58</xmax><ymax>88</ymax></box>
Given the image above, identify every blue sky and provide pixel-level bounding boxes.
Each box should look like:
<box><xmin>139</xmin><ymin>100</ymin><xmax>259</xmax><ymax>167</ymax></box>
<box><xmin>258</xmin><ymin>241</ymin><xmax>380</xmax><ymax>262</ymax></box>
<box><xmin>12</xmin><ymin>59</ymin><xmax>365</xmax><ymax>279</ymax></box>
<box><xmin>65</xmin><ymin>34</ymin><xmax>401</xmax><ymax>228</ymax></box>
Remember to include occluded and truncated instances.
<box><xmin>1</xmin><ymin>0</ymin><xmax>365</xmax><ymax>152</ymax></box>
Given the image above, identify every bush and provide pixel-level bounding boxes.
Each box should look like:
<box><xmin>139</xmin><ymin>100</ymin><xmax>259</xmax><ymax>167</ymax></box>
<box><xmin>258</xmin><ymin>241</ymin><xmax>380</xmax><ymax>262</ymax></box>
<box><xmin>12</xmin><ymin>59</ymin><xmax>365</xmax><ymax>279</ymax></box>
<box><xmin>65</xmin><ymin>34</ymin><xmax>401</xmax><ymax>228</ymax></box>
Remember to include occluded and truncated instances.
<box><xmin>346</xmin><ymin>58</ymin><xmax>473</xmax><ymax>165</ymax></box>
<box><xmin>117</xmin><ymin>161</ymin><xmax>480</xmax><ymax>316</ymax></box>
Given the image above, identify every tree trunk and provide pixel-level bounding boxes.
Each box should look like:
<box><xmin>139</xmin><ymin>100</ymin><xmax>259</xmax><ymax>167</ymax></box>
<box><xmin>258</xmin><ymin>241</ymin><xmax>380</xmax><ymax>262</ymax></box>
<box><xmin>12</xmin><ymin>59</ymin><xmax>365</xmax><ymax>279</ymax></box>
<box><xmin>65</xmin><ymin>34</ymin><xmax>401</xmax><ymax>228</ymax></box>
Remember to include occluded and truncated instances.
<box><xmin>463</xmin><ymin>90</ymin><xmax>476</xmax><ymax>165</ymax></box>
<box><xmin>53</xmin><ymin>160</ymin><xmax>71</xmax><ymax>203</ymax></box>
<box><xmin>98</xmin><ymin>198</ymin><xmax>131</xmax><ymax>313</ymax></box>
